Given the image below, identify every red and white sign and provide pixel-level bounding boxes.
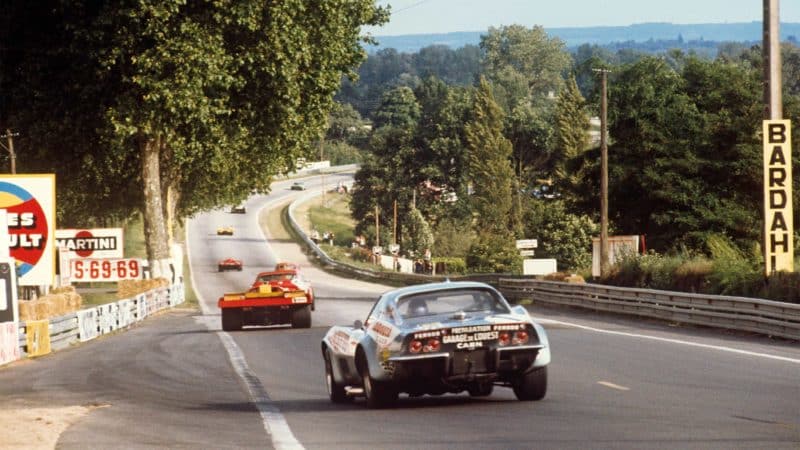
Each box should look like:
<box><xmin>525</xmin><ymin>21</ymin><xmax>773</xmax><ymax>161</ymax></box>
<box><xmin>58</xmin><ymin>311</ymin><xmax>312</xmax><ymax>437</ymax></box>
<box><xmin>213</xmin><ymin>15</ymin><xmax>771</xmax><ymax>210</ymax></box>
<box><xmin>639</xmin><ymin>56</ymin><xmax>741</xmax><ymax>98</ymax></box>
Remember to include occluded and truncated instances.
<box><xmin>70</xmin><ymin>258</ymin><xmax>143</xmax><ymax>282</ymax></box>
<box><xmin>0</xmin><ymin>175</ymin><xmax>56</xmax><ymax>286</ymax></box>
<box><xmin>56</xmin><ymin>228</ymin><xmax>124</xmax><ymax>259</ymax></box>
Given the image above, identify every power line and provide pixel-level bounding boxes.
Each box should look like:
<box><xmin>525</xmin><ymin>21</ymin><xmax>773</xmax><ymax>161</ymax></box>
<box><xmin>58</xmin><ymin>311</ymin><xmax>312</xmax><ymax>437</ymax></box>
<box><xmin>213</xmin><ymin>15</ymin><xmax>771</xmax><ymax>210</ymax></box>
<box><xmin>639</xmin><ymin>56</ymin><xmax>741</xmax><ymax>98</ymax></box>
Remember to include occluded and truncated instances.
<box><xmin>391</xmin><ymin>0</ymin><xmax>434</xmax><ymax>15</ymax></box>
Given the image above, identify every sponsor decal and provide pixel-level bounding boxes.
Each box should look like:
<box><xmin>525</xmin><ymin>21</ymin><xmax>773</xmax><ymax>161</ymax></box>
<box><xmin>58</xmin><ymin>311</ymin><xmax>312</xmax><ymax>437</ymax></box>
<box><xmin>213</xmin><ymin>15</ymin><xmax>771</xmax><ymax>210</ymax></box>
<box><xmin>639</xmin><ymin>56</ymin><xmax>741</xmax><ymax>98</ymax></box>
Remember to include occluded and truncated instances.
<box><xmin>412</xmin><ymin>330</ymin><xmax>441</xmax><ymax>340</ymax></box>
<box><xmin>492</xmin><ymin>323</ymin><xmax>525</xmax><ymax>331</ymax></box>
<box><xmin>451</xmin><ymin>325</ymin><xmax>492</xmax><ymax>334</ymax></box>
<box><xmin>369</xmin><ymin>320</ymin><xmax>399</xmax><ymax>349</ymax></box>
<box><xmin>329</xmin><ymin>329</ymin><xmax>354</xmax><ymax>355</ymax></box>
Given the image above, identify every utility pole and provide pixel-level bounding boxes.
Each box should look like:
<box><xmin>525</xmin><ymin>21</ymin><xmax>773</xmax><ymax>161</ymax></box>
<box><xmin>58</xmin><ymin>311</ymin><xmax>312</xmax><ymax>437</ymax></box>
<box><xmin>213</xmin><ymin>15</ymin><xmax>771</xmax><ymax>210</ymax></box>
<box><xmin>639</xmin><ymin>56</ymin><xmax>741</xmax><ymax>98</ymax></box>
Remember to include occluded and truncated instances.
<box><xmin>593</xmin><ymin>68</ymin><xmax>611</xmax><ymax>276</ymax></box>
<box><xmin>1</xmin><ymin>129</ymin><xmax>18</xmax><ymax>174</ymax></box>
<box><xmin>762</xmin><ymin>0</ymin><xmax>794</xmax><ymax>275</ymax></box>
<box><xmin>375</xmin><ymin>205</ymin><xmax>380</xmax><ymax>247</ymax></box>
<box><xmin>763</xmin><ymin>0</ymin><xmax>782</xmax><ymax>121</ymax></box>
<box><xmin>319</xmin><ymin>135</ymin><xmax>326</xmax><ymax>206</ymax></box>
<box><xmin>393</xmin><ymin>199</ymin><xmax>397</xmax><ymax>245</ymax></box>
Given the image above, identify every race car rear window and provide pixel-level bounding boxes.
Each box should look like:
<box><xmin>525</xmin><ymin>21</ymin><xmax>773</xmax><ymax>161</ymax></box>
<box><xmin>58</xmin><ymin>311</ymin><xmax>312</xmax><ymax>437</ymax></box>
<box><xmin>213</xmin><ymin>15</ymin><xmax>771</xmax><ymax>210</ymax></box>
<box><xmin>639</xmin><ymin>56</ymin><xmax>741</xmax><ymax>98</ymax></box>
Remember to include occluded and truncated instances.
<box><xmin>258</xmin><ymin>273</ymin><xmax>294</xmax><ymax>283</ymax></box>
<box><xmin>397</xmin><ymin>289</ymin><xmax>509</xmax><ymax>319</ymax></box>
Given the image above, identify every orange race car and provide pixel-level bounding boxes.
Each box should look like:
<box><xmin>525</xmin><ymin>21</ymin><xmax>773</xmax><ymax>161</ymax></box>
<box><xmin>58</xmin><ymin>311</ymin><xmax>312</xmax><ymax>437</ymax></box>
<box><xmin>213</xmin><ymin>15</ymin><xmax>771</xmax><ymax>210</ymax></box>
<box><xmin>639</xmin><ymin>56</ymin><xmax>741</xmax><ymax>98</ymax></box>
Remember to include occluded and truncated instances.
<box><xmin>218</xmin><ymin>269</ymin><xmax>314</xmax><ymax>331</ymax></box>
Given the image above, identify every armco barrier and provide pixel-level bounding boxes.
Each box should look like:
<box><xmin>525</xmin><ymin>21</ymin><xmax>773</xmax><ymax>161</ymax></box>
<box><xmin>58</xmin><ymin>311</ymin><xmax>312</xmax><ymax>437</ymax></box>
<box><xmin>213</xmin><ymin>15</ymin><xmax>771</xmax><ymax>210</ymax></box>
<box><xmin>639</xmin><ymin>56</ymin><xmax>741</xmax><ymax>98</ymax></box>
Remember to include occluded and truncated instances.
<box><xmin>0</xmin><ymin>283</ymin><xmax>185</xmax><ymax>367</ymax></box>
<box><xmin>499</xmin><ymin>278</ymin><xmax>800</xmax><ymax>340</ymax></box>
<box><xmin>288</xmin><ymin>191</ymin><xmax>800</xmax><ymax>341</ymax></box>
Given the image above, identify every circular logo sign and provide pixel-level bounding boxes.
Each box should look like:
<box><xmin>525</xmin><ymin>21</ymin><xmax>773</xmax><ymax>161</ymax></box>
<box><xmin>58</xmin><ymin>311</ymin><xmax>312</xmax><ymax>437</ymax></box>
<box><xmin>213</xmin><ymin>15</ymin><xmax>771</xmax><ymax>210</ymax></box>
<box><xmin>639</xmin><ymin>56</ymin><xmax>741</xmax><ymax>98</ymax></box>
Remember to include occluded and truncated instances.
<box><xmin>0</xmin><ymin>181</ymin><xmax>49</xmax><ymax>277</ymax></box>
<box><xmin>74</xmin><ymin>230</ymin><xmax>95</xmax><ymax>258</ymax></box>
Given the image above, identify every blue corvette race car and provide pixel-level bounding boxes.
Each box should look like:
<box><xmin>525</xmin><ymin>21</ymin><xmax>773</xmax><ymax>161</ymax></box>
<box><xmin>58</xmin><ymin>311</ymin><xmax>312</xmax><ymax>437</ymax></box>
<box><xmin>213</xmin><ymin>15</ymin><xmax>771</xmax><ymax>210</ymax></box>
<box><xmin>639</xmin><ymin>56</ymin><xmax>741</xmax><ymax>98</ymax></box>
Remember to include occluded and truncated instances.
<box><xmin>321</xmin><ymin>281</ymin><xmax>551</xmax><ymax>408</ymax></box>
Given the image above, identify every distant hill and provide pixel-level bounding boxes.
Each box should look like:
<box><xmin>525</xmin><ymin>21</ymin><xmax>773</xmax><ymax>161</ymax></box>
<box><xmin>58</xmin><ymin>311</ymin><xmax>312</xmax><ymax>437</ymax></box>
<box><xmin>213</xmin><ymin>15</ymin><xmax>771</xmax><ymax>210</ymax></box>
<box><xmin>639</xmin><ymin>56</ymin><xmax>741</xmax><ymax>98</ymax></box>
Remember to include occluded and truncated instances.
<box><xmin>369</xmin><ymin>22</ymin><xmax>800</xmax><ymax>53</ymax></box>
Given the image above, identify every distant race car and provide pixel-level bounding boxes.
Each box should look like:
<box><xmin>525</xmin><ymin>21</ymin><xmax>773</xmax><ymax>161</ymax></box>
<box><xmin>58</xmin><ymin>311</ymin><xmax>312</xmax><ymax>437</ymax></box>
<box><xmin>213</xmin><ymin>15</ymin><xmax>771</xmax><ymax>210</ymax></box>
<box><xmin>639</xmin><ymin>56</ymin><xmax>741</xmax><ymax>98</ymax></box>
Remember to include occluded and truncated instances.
<box><xmin>218</xmin><ymin>258</ymin><xmax>243</xmax><ymax>272</ymax></box>
<box><xmin>217</xmin><ymin>269</ymin><xmax>315</xmax><ymax>331</ymax></box>
<box><xmin>290</xmin><ymin>181</ymin><xmax>306</xmax><ymax>191</ymax></box>
<box><xmin>216</xmin><ymin>226</ymin><xmax>234</xmax><ymax>236</ymax></box>
<box><xmin>230</xmin><ymin>204</ymin><xmax>247</xmax><ymax>214</ymax></box>
<box><xmin>274</xmin><ymin>261</ymin><xmax>299</xmax><ymax>272</ymax></box>
<box><xmin>321</xmin><ymin>281</ymin><xmax>550</xmax><ymax>408</ymax></box>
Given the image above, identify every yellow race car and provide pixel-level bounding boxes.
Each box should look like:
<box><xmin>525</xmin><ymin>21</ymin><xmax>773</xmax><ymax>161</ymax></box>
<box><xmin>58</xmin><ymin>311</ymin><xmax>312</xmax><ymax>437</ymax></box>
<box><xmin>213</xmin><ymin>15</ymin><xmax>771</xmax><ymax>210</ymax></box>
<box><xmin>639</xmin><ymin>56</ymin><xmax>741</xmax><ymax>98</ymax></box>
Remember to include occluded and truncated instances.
<box><xmin>216</xmin><ymin>226</ymin><xmax>234</xmax><ymax>236</ymax></box>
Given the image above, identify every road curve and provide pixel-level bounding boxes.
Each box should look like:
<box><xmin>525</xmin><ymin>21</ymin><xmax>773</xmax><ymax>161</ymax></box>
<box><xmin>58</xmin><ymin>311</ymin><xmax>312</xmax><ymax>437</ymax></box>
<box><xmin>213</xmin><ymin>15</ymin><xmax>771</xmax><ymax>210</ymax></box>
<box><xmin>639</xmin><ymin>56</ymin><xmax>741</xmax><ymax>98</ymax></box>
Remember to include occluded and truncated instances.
<box><xmin>0</xmin><ymin>174</ymin><xmax>797</xmax><ymax>449</ymax></box>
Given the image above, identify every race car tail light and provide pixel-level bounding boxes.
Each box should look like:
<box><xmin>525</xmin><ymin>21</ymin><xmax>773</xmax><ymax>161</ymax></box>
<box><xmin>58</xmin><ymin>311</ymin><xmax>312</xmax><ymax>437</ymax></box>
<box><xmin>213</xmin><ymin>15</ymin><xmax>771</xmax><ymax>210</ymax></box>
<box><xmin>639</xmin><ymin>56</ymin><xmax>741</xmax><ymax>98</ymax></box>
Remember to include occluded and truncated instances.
<box><xmin>513</xmin><ymin>330</ymin><xmax>529</xmax><ymax>345</ymax></box>
<box><xmin>409</xmin><ymin>340</ymin><xmax>423</xmax><ymax>353</ymax></box>
<box><xmin>498</xmin><ymin>332</ymin><xmax>511</xmax><ymax>346</ymax></box>
<box><xmin>424</xmin><ymin>338</ymin><xmax>441</xmax><ymax>352</ymax></box>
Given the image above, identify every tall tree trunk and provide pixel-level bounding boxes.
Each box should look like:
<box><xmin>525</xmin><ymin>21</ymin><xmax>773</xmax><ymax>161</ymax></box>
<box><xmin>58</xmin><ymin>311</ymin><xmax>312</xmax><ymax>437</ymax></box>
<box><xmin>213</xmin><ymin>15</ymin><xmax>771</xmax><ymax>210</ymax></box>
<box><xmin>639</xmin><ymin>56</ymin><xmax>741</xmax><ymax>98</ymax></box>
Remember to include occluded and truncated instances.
<box><xmin>160</xmin><ymin>143</ymin><xmax>180</xmax><ymax>249</ymax></box>
<box><xmin>141</xmin><ymin>134</ymin><xmax>171</xmax><ymax>279</ymax></box>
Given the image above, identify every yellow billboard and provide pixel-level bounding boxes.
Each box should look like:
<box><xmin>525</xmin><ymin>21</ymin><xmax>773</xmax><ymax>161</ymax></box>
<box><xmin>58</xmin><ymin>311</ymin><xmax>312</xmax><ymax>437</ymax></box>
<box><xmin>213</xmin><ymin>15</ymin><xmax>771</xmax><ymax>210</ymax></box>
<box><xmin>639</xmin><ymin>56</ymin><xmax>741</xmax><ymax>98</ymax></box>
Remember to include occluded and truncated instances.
<box><xmin>763</xmin><ymin>120</ymin><xmax>794</xmax><ymax>274</ymax></box>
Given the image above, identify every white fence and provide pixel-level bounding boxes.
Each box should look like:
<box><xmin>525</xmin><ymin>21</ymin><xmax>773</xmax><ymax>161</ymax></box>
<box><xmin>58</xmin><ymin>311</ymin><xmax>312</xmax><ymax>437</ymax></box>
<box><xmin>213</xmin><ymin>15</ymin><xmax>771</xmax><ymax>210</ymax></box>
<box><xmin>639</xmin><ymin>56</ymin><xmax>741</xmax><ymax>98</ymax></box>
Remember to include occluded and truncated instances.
<box><xmin>5</xmin><ymin>283</ymin><xmax>184</xmax><ymax>362</ymax></box>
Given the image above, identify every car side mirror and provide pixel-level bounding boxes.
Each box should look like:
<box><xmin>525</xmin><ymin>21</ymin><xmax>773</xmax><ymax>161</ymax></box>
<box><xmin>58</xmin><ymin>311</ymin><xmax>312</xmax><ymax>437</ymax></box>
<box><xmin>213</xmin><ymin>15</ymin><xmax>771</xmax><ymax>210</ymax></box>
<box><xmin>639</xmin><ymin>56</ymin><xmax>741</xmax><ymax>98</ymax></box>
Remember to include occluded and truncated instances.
<box><xmin>353</xmin><ymin>319</ymin><xmax>363</xmax><ymax>330</ymax></box>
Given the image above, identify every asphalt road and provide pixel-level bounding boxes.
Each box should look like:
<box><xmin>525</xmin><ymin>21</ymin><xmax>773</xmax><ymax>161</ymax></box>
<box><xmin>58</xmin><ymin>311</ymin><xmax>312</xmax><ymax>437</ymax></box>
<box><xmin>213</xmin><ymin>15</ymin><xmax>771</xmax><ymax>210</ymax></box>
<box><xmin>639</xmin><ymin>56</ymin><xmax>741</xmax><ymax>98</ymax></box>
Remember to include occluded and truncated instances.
<box><xmin>0</xmin><ymin>174</ymin><xmax>798</xmax><ymax>449</ymax></box>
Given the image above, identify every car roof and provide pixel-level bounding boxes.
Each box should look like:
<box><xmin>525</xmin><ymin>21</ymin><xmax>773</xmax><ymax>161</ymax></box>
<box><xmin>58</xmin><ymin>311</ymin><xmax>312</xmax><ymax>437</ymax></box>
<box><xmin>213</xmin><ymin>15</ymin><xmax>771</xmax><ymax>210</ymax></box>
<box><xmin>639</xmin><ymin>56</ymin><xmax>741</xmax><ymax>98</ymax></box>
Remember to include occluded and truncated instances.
<box><xmin>254</xmin><ymin>269</ymin><xmax>298</xmax><ymax>277</ymax></box>
<box><xmin>381</xmin><ymin>281</ymin><xmax>499</xmax><ymax>302</ymax></box>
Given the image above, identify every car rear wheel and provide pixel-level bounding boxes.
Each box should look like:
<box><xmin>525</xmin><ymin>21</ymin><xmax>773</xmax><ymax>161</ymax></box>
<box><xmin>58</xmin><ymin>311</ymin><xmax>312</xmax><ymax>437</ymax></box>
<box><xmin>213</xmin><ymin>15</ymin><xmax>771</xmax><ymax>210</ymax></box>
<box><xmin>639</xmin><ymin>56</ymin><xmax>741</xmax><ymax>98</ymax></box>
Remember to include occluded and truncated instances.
<box><xmin>324</xmin><ymin>348</ymin><xmax>351</xmax><ymax>404</ymax></box>
<box><xmin>468</xmin><ymin>382</ymin><xmax>494</xmax><ymax>397</ymax></box>
<box><xmin>290</xmin><ymin>305</ymin><xmax>311</xmax><ymax>328</ymax></box>
<box><xmin>361</xmin><ymin>364</ymin><xmax>397</xmax><ymax>409</ymax></box>
<box><xmin>513</xmin><ymin>366</ymin><xmax>547</xmax><ymax>401</ymax></box>
<box><xmin>221</xmin><ymin>309</ymin><xmax>243</xmax><ymax>331</ymax></box>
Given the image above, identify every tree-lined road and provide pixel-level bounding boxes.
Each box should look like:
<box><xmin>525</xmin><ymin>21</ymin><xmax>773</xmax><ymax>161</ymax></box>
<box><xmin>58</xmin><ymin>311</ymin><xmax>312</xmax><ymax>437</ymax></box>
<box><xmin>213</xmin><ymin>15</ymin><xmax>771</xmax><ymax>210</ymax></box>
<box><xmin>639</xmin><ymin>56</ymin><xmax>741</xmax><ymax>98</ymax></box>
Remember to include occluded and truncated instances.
<box><xmin>0</xmin><ymin>176</ymin><xmax>798</xmax><ymax>449</ymax></box>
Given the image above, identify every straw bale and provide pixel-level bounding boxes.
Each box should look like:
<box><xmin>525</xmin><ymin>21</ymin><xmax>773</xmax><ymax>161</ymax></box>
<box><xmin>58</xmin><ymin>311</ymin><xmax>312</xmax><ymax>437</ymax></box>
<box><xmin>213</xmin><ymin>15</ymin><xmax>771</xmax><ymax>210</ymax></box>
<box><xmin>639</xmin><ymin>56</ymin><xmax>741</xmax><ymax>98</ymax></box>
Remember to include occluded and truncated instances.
<box><xmin>19</xmin><ymin>300</ymin><xmax>34</xmax><ymax>322</ymax></box>
<box><xmin>117</xmin><ymin>278</ymin><xmax>170</xmax><ymax>299</ymax></box>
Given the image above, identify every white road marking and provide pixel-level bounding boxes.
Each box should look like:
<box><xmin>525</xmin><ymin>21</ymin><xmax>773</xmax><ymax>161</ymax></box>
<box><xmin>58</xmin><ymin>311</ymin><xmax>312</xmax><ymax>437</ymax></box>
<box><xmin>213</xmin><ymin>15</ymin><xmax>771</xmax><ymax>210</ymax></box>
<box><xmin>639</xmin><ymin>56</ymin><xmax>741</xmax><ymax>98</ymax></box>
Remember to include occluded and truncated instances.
<box><xmin>217</xmin><ymin>331</ymin><xmax>304</xmax><ymax>450</ymax></box>
<box><xmin>597</xmin><ymin>381</ymin><xmax>630</xmax><ymax>391</ymax></box>
<box><xmin>535</xmin><ymin>318</ymin><xmax>800</xmax><ymax>365</ymax></box>
<box><xmin>186</xmin><ymin>223</ymin><xmax>305</xmax><ymax>450</ymax></box>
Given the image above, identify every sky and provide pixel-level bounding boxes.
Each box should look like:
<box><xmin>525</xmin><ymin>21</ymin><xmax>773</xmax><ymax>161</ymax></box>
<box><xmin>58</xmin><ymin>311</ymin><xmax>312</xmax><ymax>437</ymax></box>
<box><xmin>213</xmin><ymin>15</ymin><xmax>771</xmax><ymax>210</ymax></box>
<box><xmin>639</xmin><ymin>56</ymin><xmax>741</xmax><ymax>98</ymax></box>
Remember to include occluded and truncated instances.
<box><xmin>366</xmin><ymin>0</ymin><xmax>800</xmax><ymax>36</ymax></box>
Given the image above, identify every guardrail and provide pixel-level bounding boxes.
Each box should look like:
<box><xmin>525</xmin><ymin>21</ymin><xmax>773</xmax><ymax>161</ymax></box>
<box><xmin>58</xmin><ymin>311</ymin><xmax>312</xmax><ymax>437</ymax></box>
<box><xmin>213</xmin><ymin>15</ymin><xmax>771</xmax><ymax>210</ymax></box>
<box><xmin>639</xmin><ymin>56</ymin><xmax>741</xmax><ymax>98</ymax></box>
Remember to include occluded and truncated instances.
<box><xmin>500</xmin><ymin>278</ymin><xmax>800</xmax><ymax>340</ymax></box>
<box><xmin>3</xmin><ymin>283</ymin><xmax>185</xmax><ymax>364</ymax></box>
<box><xmin>287</xmin><ymin>187</ymin><xmax>800</xmax><ymax>341</ymax></box>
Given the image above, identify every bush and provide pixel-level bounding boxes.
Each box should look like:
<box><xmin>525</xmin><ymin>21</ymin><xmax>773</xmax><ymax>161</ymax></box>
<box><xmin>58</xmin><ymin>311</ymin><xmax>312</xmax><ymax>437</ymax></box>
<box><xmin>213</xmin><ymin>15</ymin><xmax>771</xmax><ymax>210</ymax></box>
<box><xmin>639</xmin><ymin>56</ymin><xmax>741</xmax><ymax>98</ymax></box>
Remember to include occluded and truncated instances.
<box><xmin>761</xmin><ymin>271</ymin><xmax>800</xmax><ymax>303</ymax></box>
<box><xmin>432</xmin><ymin>257</ymin><xmax>466</xmax><ymax>275</ymax></box>
<box><xmin>348</xmin><ymin>246</ymin><xmax>373</xmax><ymax>263</ymax></box>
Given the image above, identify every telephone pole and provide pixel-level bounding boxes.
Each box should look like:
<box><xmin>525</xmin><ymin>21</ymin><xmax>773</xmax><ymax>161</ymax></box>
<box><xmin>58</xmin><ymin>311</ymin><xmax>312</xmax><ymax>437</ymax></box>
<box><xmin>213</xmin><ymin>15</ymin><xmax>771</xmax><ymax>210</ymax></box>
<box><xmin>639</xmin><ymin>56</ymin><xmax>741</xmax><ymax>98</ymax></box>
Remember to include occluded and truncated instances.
<box><xmin>763</xmin><ymin>0</ymin><xmax>782</xmax><ymax>121</ymax></box>
<box><xmin>593</xmin><ymin>68</ymin><xmax>611</xmax><ymax>276</ymax></box>
<box><xmin>1</xmin><ymin>129</ymin><xmax>18</xmax><ymax>174</ymax></box>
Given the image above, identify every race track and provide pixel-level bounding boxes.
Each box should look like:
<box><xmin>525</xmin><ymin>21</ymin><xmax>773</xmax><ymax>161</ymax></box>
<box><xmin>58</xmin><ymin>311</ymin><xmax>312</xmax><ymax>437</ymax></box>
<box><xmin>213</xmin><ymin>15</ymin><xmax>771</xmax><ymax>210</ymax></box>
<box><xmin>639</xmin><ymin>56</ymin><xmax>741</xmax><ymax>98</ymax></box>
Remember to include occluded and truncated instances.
<box><xmin>0</xmin><ymin>174</ymin><xmax>798</xmax><ymax>449</ymax></box>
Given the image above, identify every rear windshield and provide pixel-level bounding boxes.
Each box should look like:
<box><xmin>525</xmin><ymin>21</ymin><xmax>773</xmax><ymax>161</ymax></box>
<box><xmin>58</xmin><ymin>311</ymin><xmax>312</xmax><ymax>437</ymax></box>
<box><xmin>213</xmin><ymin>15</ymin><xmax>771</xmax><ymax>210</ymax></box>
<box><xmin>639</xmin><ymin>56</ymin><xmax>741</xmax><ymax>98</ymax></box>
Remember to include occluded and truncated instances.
<box><xmin>396</xmin><ymin>288</ymin><xmax>509</xmax><ymax>319</ymax></box>
<box><xmin>257</xmin><ymin>273</ymin><xmax>294</xmax><ymax>283</ymax></box>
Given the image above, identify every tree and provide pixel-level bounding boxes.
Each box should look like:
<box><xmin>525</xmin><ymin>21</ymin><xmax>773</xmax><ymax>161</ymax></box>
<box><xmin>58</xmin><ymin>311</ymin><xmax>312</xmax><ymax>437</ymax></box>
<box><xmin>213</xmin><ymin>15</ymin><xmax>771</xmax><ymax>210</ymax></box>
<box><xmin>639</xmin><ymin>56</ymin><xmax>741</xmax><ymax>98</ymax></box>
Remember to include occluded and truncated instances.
<box><xmin>523</xmin><ymin>199</ymin><xmax>597</xmax><ymax>271</ymax></box>
<box><xmin>2</xmin><ymin>0</ymin><xmax>389</xmax><ymax>276</ymax></box>
<box><xmin>480</xmin><ymin>25</ymin><xmax>572</xmax><ymax>107</ymax></box>
<box><xmin>402</xmin><ymin>206</ymin><xmax>434</xmax><ymax>258</ymax></box>
<box><xmin>464</xmin><ymin>78</ymin><xmax>521</xmax><ymax>272</ymax></box>
<box><xmin>553</xmin><ymin>75</ymin><xmax>591</xmax><ymax>200</ymax></box>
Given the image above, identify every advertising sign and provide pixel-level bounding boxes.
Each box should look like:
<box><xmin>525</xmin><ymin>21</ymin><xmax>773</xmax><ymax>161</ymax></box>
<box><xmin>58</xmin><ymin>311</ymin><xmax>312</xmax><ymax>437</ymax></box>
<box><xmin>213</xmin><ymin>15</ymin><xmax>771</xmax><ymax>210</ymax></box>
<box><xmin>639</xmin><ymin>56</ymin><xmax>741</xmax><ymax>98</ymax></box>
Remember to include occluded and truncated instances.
<box><xmin>55</xmin><ymin>228</ymin><xmax>124</xmax><ymax>260</ymax></box>
<box><xmin>0</xmin><ymin>175</ymin><xmax>56</xmax><ymax>286</ymax></box>
<box><xmin>0</xmin><ymin>259</ymin><xmax>18</xmax><ymax>324</ymax></box>
<box><xmin>516</xmin><ymin>239</ymin><xmax>538</xmax><ymax>249</ymax></box>
<box><xmin>25</xmin><ymin>319</ymin><xmax>51</xmax><ymax>357</ymax></box>
<box><xmin>763</xmin><ymin>120</ymin><xmax>794</xmax><ymax>274</ymax></box>
<box><xmin>0</xmin><ymin>321</ymin><xmax>20</xmax><ymax>366</ymax></box>
<box><xmin>70</xmin><ymin>258</ymin><xmax>143</xmax><ymax>283</ymax></box>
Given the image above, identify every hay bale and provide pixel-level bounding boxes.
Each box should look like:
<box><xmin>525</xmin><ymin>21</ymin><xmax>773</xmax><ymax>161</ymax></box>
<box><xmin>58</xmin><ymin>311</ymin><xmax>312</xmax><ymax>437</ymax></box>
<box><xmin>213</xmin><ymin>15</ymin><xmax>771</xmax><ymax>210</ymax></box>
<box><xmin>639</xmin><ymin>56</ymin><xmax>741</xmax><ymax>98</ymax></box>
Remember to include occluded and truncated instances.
<box><xmin>117</xmin><ymin>278</ymin><xmax>170</xmax><ymax>299</ymax></box>
<box><xmin>19</xmin><ymin>300</ymin><xmax>34</xmax><ymax>322</ymax></box>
